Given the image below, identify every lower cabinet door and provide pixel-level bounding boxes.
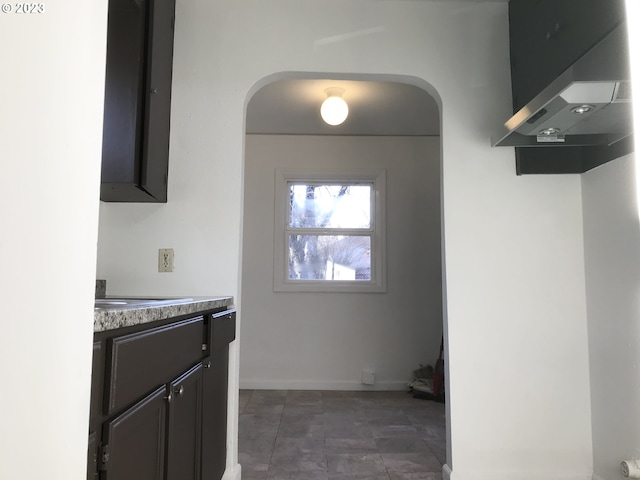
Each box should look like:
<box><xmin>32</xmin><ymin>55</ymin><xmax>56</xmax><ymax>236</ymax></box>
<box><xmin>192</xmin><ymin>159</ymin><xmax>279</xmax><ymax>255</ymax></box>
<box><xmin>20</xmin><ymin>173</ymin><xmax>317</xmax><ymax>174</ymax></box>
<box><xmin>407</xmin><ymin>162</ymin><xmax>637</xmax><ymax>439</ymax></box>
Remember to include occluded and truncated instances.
<box><xmin>87</xmin><ymin>431</ymin><xmax>98</xmax><ymax>480</ymax></box>
<box><xmin>101</xmin><ymin>386</ymin><xmax>167</xmax><ymax>480</ymax></box>
<box><xmin>166</xmin><ymin>363</ymin><xmax>203</xmax><ymax>480</ymax></box>
<box><xmin>201</xmin><ymin>348</ymin><xmax>229</xmax><ymax>480</ymax></box>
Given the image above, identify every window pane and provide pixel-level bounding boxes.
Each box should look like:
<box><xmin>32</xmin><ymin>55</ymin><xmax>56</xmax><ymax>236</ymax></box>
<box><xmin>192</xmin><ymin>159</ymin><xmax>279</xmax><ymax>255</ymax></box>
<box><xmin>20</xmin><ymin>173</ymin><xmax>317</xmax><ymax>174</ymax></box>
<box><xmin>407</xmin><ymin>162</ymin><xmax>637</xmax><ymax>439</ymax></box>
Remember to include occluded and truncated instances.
<box><xmin>289</xmin><ymin>184</ymin><xmax>371</xmax><ymax>229</ymax></box>
<box><xmin>288</xmin><ymin>235</ymin><xmax>371</xmax><ymax>281</ymax></box>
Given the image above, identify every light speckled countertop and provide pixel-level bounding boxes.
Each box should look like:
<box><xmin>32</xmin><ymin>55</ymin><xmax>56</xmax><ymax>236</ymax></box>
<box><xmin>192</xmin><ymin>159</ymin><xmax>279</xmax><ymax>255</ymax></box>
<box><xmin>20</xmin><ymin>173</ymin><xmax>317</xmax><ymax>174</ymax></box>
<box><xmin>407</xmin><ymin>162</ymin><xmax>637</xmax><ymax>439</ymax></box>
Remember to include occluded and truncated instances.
<box><xmin>94</xmin><ymin>296</ymin><xmax>234</xmax><ymax>332</ymax></box>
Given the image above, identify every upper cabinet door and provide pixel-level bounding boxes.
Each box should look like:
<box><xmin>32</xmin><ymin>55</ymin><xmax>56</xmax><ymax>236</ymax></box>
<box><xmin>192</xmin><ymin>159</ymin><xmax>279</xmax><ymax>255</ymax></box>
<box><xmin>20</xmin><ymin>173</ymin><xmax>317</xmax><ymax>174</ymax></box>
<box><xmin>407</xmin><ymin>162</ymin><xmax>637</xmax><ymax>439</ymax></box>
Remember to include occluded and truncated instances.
<box><xmin>141</xmin><ymin>0</ymin><xmax>176</xmax><ymax>202</ymax></box>
<box><xmin>101</xmin><ymin>0</ymin><xmax>146</xmax><ymax>190</ymax></box>
<box><xmin>101</xmin><ymin>0</ymin><xmax>176</xmax><ymax>203</ymax></box>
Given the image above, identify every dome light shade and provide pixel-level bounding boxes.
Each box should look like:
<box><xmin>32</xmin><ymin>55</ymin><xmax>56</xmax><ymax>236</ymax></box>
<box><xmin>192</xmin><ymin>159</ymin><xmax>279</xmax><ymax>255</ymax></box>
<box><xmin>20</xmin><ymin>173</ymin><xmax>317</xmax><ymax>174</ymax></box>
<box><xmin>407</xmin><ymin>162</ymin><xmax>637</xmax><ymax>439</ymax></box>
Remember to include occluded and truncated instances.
<box><xmin>320</xmin><ymin>88</ymin><xmax>348</xmax><ymax>126</ymax></box>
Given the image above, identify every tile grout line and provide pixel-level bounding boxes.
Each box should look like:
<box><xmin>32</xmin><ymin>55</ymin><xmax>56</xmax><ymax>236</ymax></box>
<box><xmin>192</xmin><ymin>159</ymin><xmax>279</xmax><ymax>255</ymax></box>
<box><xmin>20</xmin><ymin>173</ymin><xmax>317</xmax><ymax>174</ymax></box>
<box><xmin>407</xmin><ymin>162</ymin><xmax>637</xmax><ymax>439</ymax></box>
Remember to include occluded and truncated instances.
<box><xmin>269</xmin><ymin>391</ymin><xmax>286</xmax><ymax>478</ymax></box>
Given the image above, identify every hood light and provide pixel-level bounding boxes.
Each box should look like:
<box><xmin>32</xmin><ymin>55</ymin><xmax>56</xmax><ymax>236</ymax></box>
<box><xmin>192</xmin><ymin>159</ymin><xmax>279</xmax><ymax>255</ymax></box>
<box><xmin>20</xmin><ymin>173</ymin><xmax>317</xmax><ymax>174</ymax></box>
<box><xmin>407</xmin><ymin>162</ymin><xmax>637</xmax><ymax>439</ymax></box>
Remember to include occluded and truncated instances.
<box><xmin>571</xmin><ymin>104</ymin><xmax>595</xmax><ymax>115</ymax></box>
<box><xmin>539</xmin><ymin>127</ymin><xmax>561</xmax><ymax>136</ymax></box>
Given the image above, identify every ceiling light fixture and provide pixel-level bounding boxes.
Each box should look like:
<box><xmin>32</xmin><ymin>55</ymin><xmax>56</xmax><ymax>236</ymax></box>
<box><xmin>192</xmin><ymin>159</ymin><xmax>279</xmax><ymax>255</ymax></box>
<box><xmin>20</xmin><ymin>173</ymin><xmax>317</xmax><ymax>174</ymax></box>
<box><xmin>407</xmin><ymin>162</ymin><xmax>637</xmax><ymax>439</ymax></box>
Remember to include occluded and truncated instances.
<box><xmin>320</xmin><ymin>87</ymin><xmax>348</xmax><ymax>126</ymax></box>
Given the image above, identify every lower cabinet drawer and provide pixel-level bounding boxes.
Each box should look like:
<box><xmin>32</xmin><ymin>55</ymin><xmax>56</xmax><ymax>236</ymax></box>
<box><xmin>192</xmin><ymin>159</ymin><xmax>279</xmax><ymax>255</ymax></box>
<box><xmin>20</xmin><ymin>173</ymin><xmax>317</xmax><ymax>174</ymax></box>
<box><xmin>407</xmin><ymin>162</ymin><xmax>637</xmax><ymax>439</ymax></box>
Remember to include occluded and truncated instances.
<box><xmin>105</xmin><ymin>316</ymin><xmax>204</xmax><ymax>415</ymax></box>
<box><xmin>209</xmin><ymin>310</ymin><xmax>236</xmax><ymax>352</ymax></box>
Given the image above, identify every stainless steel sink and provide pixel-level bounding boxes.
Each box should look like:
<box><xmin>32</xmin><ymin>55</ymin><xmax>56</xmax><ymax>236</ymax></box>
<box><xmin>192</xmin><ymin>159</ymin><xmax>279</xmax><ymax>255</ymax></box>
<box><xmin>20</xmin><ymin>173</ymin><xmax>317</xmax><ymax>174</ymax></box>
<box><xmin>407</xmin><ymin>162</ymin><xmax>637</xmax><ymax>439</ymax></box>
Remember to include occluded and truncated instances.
<box><xmin>94</xmin><ymin>297</ymin><xmax>193</xmax><ymax>309</ymax></box>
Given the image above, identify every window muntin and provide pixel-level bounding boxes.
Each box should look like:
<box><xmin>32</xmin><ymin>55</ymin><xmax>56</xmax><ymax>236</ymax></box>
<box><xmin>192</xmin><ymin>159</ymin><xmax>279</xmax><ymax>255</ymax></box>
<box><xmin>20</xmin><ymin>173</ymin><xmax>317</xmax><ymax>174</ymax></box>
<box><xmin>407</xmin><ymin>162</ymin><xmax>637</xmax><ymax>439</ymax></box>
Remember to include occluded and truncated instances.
<box><xmin>274</xmin><ymin>170</ymin><xmax>386</xmax><ymax>293</ymax></box>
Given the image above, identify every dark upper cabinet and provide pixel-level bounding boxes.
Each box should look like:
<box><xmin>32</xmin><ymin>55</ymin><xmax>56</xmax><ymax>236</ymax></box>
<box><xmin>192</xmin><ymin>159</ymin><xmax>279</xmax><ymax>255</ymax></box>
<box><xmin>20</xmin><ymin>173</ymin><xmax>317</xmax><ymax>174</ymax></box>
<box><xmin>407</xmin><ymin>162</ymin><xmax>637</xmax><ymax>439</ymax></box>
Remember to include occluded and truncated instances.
<box><xmin>509</xmin><ymin>0</ymin><xmax>626</xmax><ymax>113</ymax></box>
<box><xmin>100</xmin><ymin>0</ymin><xmax>176</xmax><ymax>202</ymax></box>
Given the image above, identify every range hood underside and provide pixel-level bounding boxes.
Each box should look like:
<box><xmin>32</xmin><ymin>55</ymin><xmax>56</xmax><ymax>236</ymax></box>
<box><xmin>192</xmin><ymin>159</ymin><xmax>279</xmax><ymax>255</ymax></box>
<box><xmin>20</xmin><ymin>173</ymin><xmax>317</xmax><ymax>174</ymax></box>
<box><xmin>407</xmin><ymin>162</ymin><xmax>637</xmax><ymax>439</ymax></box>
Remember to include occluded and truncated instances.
<box><xmin>493</xmin><ymin>22</ymin><xmax>633</xmax><ymax>151</ymax></box>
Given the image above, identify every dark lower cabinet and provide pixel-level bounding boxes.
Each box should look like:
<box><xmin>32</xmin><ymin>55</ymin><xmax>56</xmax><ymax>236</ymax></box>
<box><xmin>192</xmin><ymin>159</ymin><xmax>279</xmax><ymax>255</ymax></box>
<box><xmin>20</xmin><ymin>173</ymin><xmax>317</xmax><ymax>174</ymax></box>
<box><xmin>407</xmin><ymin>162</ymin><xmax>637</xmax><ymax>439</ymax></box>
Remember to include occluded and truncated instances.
<box><xmin>202</xmin><ymin>348</ymin><xmax>230</xmax><ymax>480</ymax></box>
<box><xmin>101</xmin><ymin>387</ymin><xmax>168</xmax><ymax>480</ymax></box>
<box><xmin>88</xmin><ymin>309</ymin><xmax>236</xmax><ymax>480</ymax></box>
<box><xmin>104</xmin><ymin>317</ymin><xmax>205</xmax><ymax>416</ymax></box>
<box><xmin>201</xmin><ymin>308</ymin><xmax>235</xmax><ymax>480</ymax></box>
<box><xmin>88</xmin><ymin>432</ymin><xmax>98</xmax><ymax>480</ymax></box>
<box><xmin>166</xmin><ymin>363</ymin><xmax>203</xmax><ymax>480</ymax></box>
<box><xmin>88</xmin><ymin>341</ymin><xmax>103</xmax><ymax>480</ymax></box>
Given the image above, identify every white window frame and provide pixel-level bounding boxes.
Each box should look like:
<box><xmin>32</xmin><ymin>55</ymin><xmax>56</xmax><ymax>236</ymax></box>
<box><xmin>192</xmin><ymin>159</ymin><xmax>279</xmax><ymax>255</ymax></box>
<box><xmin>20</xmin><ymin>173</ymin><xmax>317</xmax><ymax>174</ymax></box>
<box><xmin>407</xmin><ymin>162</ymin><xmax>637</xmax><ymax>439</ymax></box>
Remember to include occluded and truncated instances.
<box><xmin>273</xmin><ymin>168</ymin><xmax>386</xmax><ymax>293</ymax></box>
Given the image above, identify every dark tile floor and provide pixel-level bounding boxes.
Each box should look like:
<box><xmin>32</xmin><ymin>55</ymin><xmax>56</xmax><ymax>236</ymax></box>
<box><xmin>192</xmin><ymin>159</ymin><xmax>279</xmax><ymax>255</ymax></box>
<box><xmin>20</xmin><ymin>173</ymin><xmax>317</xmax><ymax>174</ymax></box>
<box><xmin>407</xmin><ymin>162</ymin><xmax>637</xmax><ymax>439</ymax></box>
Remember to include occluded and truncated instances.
<box><xmin>238</xmin><ymin>390</ymin><xmax>446</xmax><ymax>480</ymax></box>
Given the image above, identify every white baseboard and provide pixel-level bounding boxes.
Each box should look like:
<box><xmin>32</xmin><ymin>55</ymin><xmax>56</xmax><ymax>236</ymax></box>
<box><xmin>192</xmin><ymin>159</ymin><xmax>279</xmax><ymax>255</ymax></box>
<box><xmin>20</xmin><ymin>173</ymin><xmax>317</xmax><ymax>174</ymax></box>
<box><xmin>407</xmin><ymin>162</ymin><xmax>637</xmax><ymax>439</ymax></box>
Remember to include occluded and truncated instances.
<box><xmin>221</xmin><ymin>463</ymin><xmax>241</xmax><ymax>480</ymax></box>
<box><xmin>239</xmin><ymin>379</ymin><xmax>409</xmax><ymax>391</ymax></box>
<box><xmin>445</xmin><ymin>472</ymin><xmax>591</xmax><ymax>480</ymax></box>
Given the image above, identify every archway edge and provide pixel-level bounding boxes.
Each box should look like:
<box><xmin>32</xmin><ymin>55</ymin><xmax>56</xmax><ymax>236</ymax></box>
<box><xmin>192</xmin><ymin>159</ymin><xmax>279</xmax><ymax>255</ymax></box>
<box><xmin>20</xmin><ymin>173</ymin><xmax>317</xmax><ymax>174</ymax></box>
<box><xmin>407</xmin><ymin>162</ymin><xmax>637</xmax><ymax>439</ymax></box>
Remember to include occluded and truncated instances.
<box><xmin>244</xmin><ymin>71</ymin><xmax>443</xmax><ymax>116</ymax></box>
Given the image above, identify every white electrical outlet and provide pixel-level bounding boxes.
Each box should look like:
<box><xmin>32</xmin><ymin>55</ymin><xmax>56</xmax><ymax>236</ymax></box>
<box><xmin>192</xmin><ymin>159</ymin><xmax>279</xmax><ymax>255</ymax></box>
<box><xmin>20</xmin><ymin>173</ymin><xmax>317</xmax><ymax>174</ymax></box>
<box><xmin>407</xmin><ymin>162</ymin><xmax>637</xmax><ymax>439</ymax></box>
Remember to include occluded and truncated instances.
<box><xmin>362</xmin><ymin>370</ymin><xmax>375</xmax><ymax>385</ymax></box>
<box><xmin>158</xmin><ymin>248</ymin><xmax>174</xmax><ymax>272</ymax></box>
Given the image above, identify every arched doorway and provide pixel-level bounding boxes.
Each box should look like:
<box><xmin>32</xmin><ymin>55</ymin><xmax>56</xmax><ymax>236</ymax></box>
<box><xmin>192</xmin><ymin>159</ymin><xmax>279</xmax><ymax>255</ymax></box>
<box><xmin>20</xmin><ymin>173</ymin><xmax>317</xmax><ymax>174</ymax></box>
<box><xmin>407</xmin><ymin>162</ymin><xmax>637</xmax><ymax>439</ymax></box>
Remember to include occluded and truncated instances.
<box><xmin>238</xmin><ymin>72</ymin><xmax>450</xmax><ymax>477</ymax></box>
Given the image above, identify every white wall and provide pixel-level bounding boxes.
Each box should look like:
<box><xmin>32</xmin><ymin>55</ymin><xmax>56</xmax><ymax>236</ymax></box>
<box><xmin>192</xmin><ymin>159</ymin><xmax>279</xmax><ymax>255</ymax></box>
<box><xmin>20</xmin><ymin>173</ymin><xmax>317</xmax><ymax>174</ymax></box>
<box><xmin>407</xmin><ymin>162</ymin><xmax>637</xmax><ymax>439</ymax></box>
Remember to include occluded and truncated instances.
<box><xmin>0</xmin><ymin>2</ymin><xmax>107</xmax><ymax>480</ymax></box>
<box><xmin>582</xmin><ymin>154</ymin><xmax>640</xmax><ymax>480</ymax></box>
<box><xmin>240</xmin><ymin>135</ymin><xmax>442</xmax><ymax>390</ymax></box>
<box><xmin>96</xmin><ymin>1</ymin><xmax>594</xmax><ymax>479</ymax></box>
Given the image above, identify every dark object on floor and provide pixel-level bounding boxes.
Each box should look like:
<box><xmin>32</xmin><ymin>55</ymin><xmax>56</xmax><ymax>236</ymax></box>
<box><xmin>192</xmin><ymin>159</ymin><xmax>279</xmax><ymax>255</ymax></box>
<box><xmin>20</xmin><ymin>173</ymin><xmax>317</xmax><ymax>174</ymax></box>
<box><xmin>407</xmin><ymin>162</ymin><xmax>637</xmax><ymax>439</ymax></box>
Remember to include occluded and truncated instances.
<box><xmin>412</xmin><ymin>390</ymin><xmax>446</xmax><ymax>403</ymax></box>
<box><xmin>432</xmin><ymin>335</ymin><xmax>445</xmax><ymax>397</ymax></box>
<box><xmin>411</xmin><ymin>335</ymin><xmax>445</xmax><ymax>403</ymax></box>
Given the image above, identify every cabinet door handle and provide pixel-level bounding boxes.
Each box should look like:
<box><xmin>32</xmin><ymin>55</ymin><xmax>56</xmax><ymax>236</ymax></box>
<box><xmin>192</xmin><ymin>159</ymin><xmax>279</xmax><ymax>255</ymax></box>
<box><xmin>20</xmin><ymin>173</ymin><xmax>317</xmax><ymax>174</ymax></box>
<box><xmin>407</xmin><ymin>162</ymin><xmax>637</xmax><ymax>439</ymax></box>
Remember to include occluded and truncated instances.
<box><xmin>174</xmin><ymin>385</ymin><xmax>184</xmax><ymax>397</ymax></box>
<box><xmin>151</xmin><ymin>88</ymin><xmax>158</xmax><ymax>94</ymax></box>
<box><xmin>164</xmin><ymin>391</ymin><xmax>173</xmax><ymax>404</ymax></box>
<box><xmin>203</xmin><ymin>361</ymin><xmax>212</xmax><ymax>369</ymax></box>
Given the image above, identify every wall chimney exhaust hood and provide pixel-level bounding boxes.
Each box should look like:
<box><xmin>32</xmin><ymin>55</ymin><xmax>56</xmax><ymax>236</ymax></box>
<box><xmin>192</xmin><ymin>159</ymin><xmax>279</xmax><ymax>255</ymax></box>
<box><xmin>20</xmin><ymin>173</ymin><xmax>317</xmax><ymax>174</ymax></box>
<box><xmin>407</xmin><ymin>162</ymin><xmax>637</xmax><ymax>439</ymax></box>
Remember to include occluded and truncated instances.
<box><xmin>492</xmin><ymin>22</ymin><xmax>632</xmax><ymax>148</ymax></box>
